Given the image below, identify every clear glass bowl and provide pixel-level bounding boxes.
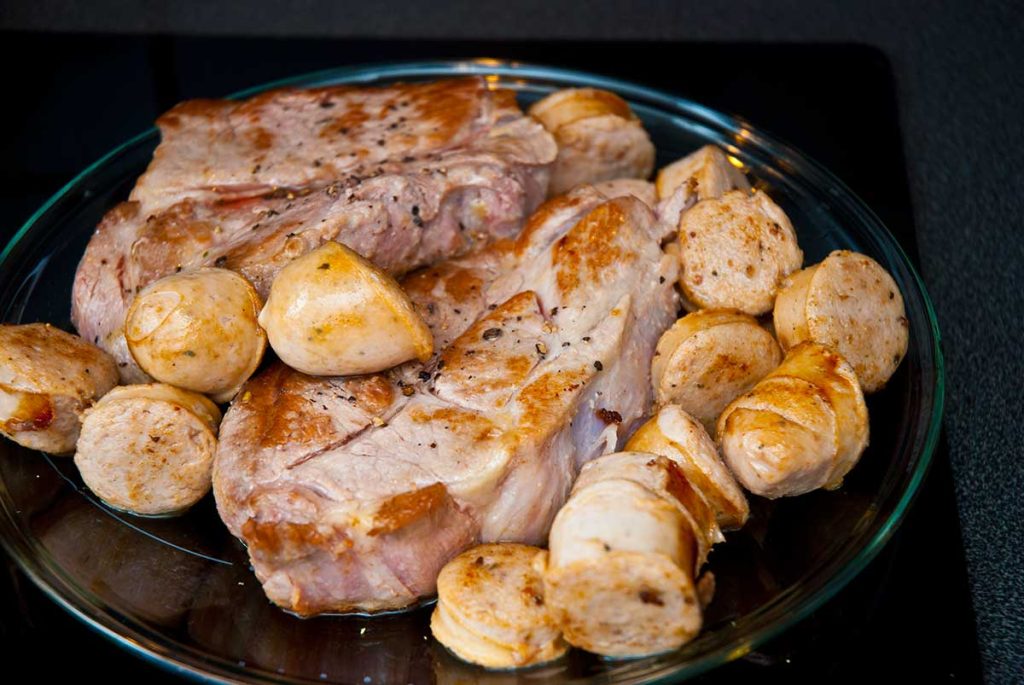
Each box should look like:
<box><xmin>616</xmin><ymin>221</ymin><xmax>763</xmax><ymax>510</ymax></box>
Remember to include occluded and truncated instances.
<box><xmin>0</xmin><ymin>60</ymin><xmax>943</xmax><ymax>684</ymax></box>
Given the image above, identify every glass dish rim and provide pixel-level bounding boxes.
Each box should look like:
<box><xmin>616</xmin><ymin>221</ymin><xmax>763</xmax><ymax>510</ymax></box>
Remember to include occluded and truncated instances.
<box><xmin>0</xmin><ymin>58</ymin><xmax>945</xmax><ymax>684</ymax></box>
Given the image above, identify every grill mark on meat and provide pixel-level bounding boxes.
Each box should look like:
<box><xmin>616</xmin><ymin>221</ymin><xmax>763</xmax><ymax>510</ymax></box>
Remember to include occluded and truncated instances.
<box><xmin>284</xmin><ymin>423</ymin><xmax>371</xmax><ymax>471</ymax></box>
<box><xmin>239</xmin><ymin>363</ymin><xmax>395</xmax><ymax>451</ymax></box>
<box><xmin>368</xmin><ymin>482</ymin><xmax>450</xmax><ymax>536</ymax></box>
<box><xmin>244</xmin><ymin>365</ymin><xmax>341</xmax><ymax>449</ymax></box>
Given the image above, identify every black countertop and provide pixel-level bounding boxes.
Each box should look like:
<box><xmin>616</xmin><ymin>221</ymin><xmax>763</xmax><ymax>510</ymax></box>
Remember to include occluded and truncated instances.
<box><xmin>0</xmin><ymin>3</ymin><xmax>1022</xmax><ymax>681</ymax></box>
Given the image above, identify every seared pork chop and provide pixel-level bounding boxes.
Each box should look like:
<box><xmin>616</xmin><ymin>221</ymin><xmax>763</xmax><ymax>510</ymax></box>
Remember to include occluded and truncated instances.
<box><xmin>213</xmin><ymin>187</ymin><xmax>678</xmax><ymax>614</ymax></box>
<box><xmin>71</xmin><ymin>78</ymin><xmax>556</xmax><ymax>381</ymax></box>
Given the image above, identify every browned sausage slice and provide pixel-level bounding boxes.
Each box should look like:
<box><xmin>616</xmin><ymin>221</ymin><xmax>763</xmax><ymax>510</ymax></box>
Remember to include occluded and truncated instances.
<box><xmin>717</xmin><ymin>342</ymin><xmax>868</xmax><ymax>498</ymax></box>
<box><xmin>0</xmin><ymin>323</ymin><xmax>118</xmax><ymax>454</ymax></box>
<box><xmin>431</xmin><ymin>543</ymin><xmax>567</xmax><ymax>669</ymax></box>
<box><xmin>656</xmin><ymin>145</ymin><xmax>750</xmax><ymax>227</ymax></box>
<box><xmin>678</xmin><ymin>190</ymin><xmax>803</xmax><ymax>315</ymax></box>
<box><xmin>529</xmin><ymin>88</ymin><xmax>655</xmax><ymax>196</ymax></box>
<box><xmin>651</xmin><ymin>309</ymin><xmax>783</xmax><ymax>429</ymax></box>
<box><xmin>75</xmin><ymin>383</ymin><xmax>221</xmax><ymax>515</ymax></box>
<box><xmin>773</xmin><ymin>249</ymin><xmax>909</xmax><ymax>392</ymax></box>
<box><xmin>540</xmin><ymin>452</ymin><xmax>714</xmax><ymax>657</ymax></box>
<box><xmin>626</xmin><ymin>405</ymin><xmax>750</xmax><ymax>530</ymax></box>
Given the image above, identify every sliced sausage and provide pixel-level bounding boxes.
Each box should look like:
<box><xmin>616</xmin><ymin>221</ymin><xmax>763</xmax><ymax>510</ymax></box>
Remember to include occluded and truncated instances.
<box><xmin>529</xmin><ymin>88</ymin><xmax>655</xmax><ymax>196</ymax></box>
<box><xmin>651</xmin><ymin>309</ymin><xmax>783</xmax><ymax>430</ymax></box>
<box><xmin>716</xmin><ymin>342</ymin><xmax>868</xmax><ymax>498</ymax></box>
<box><xmin>571</xmin><ymin>450</ymin><xmax>721</xmax><ymax>567</ymax></box>
<box><xmin>126</xmin><ymin>268</ymin><xmax>266</xmax><ymax>402</ymax></box>
<box><xmin>0</xmin><ymin>323</ymin><xmax>118</xmax><ymax>454</ymax></box>
<box><xmin>626</xmin><ymin>405</ymin><xmax>750</xmax><ymax>530</ymax></box>
<box><xmin>773</xmin><ymin>249</ymin><xmax>909</xmax><ymax>392</ymax></box>
<box><xmin>75</xmin><ymin>383</ymin><xmax>222</xmax><ymax>515</ymax></box>
<box><xmin>656</xmin><ymin>145</ymin><xmax>750</xmax><ymax>227</ymax></box>
<box><xmin>540</xmin><ymin>452</ymin><xmax>713</xmax><ymax>657</ymax></box>
<box><xmin>678</xmin><ymin>190</ymin><xmax>803</xmax><ymax>315</ymax></box>
<box><xmin>431</xmin><ymin>543</ymin><xmax>567</xmax><ymax>669</ymax></box>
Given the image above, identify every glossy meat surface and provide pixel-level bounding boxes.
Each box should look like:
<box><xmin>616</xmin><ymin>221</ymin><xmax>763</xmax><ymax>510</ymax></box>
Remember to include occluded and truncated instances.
<box><xmin>213</xmin><ymin>188</ymin><xmax>678</xmax><ymax>614</ymax></box>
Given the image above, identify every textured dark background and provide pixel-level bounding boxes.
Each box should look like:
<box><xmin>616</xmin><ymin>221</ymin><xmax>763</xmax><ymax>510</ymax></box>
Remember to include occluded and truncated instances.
<box><xmin>0</xmin><ymin>1</ymin><xmax>1022</xmax><ymax>682</ymax></box>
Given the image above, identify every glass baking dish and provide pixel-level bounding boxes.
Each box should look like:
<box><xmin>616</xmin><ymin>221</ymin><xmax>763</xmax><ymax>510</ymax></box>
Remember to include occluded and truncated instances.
<box><xmin>0</xmin><ymin>60</ymin><xmax>943</xmax><ymax>684</ymax></box>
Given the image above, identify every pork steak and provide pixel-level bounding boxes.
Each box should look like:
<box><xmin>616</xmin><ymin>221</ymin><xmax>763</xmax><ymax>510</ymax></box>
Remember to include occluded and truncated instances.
<box><xmin>213</xmin><ymin>187</ymin><xmax>679</xmax><ymax>615</ymax></box>
<box><xmin>71</xmin><ymin>77</ymin><xmax>556</xmax><ymax>381</ymax></box>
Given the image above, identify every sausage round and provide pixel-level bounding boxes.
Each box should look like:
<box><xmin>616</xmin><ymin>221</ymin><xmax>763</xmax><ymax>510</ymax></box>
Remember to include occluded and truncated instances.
<box><xmin>716</xmin><ymin>342</ymin><xmax>869</xmax><ymax>498</ymax></box>
<box><xmin>651</xmin><ymin>309</ymin><xmax>783</xmax><ymax>430</ymax></box>
<box><xmin>431</xmin><ymin>543</ymin><xmax>567</xmax><ymax>669</ymax></box>
<box><xmin>626</xmin><ymin>405</ymin><xmax>750</xmax><ymax>530</ymax></box>
<box><xmin>540</xmin><ymin>452</ymin><xmax>713</xmax><ymax>657</ymax></box>
<box><xmin>773</xmin><ymin>249</ymin><xmax>909</xmax><ymax>392</ymax></box>
<box><xmin>75</xmin><ymin>383</ymin><xmax>221</xmax><ymax>516</ymax></box>
<box><xmin>655</xmin><ymin>145</ymin><xmax>750</xmax><ymax>228</ymax></box>
<box><xmin>677</xmin><ymin>190</ymin><xmax>803</xmax><ymax>315</ymax></box>
<box><xmin>0</xmin><ymin>323</ymin><xmax>118</xmax><ymax>454</ymax></box>
<box><xmin>529</xmin><ymin>88</ymin><xmax>655</xmax><ymax>196</ymax></box>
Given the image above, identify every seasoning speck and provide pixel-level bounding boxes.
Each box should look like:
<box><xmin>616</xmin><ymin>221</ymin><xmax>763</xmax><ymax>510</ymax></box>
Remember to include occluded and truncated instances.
<box><xmin>593</xmin><ymin>360</ymin><xmax>604</xmax><ymax>371</ymax></box>
<box><xmin>482</xmin><ymin>328</ymin><xmax>503</xmax><ymax>341</ymax></box>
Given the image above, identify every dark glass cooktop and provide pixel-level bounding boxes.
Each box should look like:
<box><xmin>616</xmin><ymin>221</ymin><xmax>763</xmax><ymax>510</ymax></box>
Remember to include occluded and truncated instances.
<box><xmin>0</xmin><ymin>35</ymin><xmax>982</xmax><ymax>683</ymax></box>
